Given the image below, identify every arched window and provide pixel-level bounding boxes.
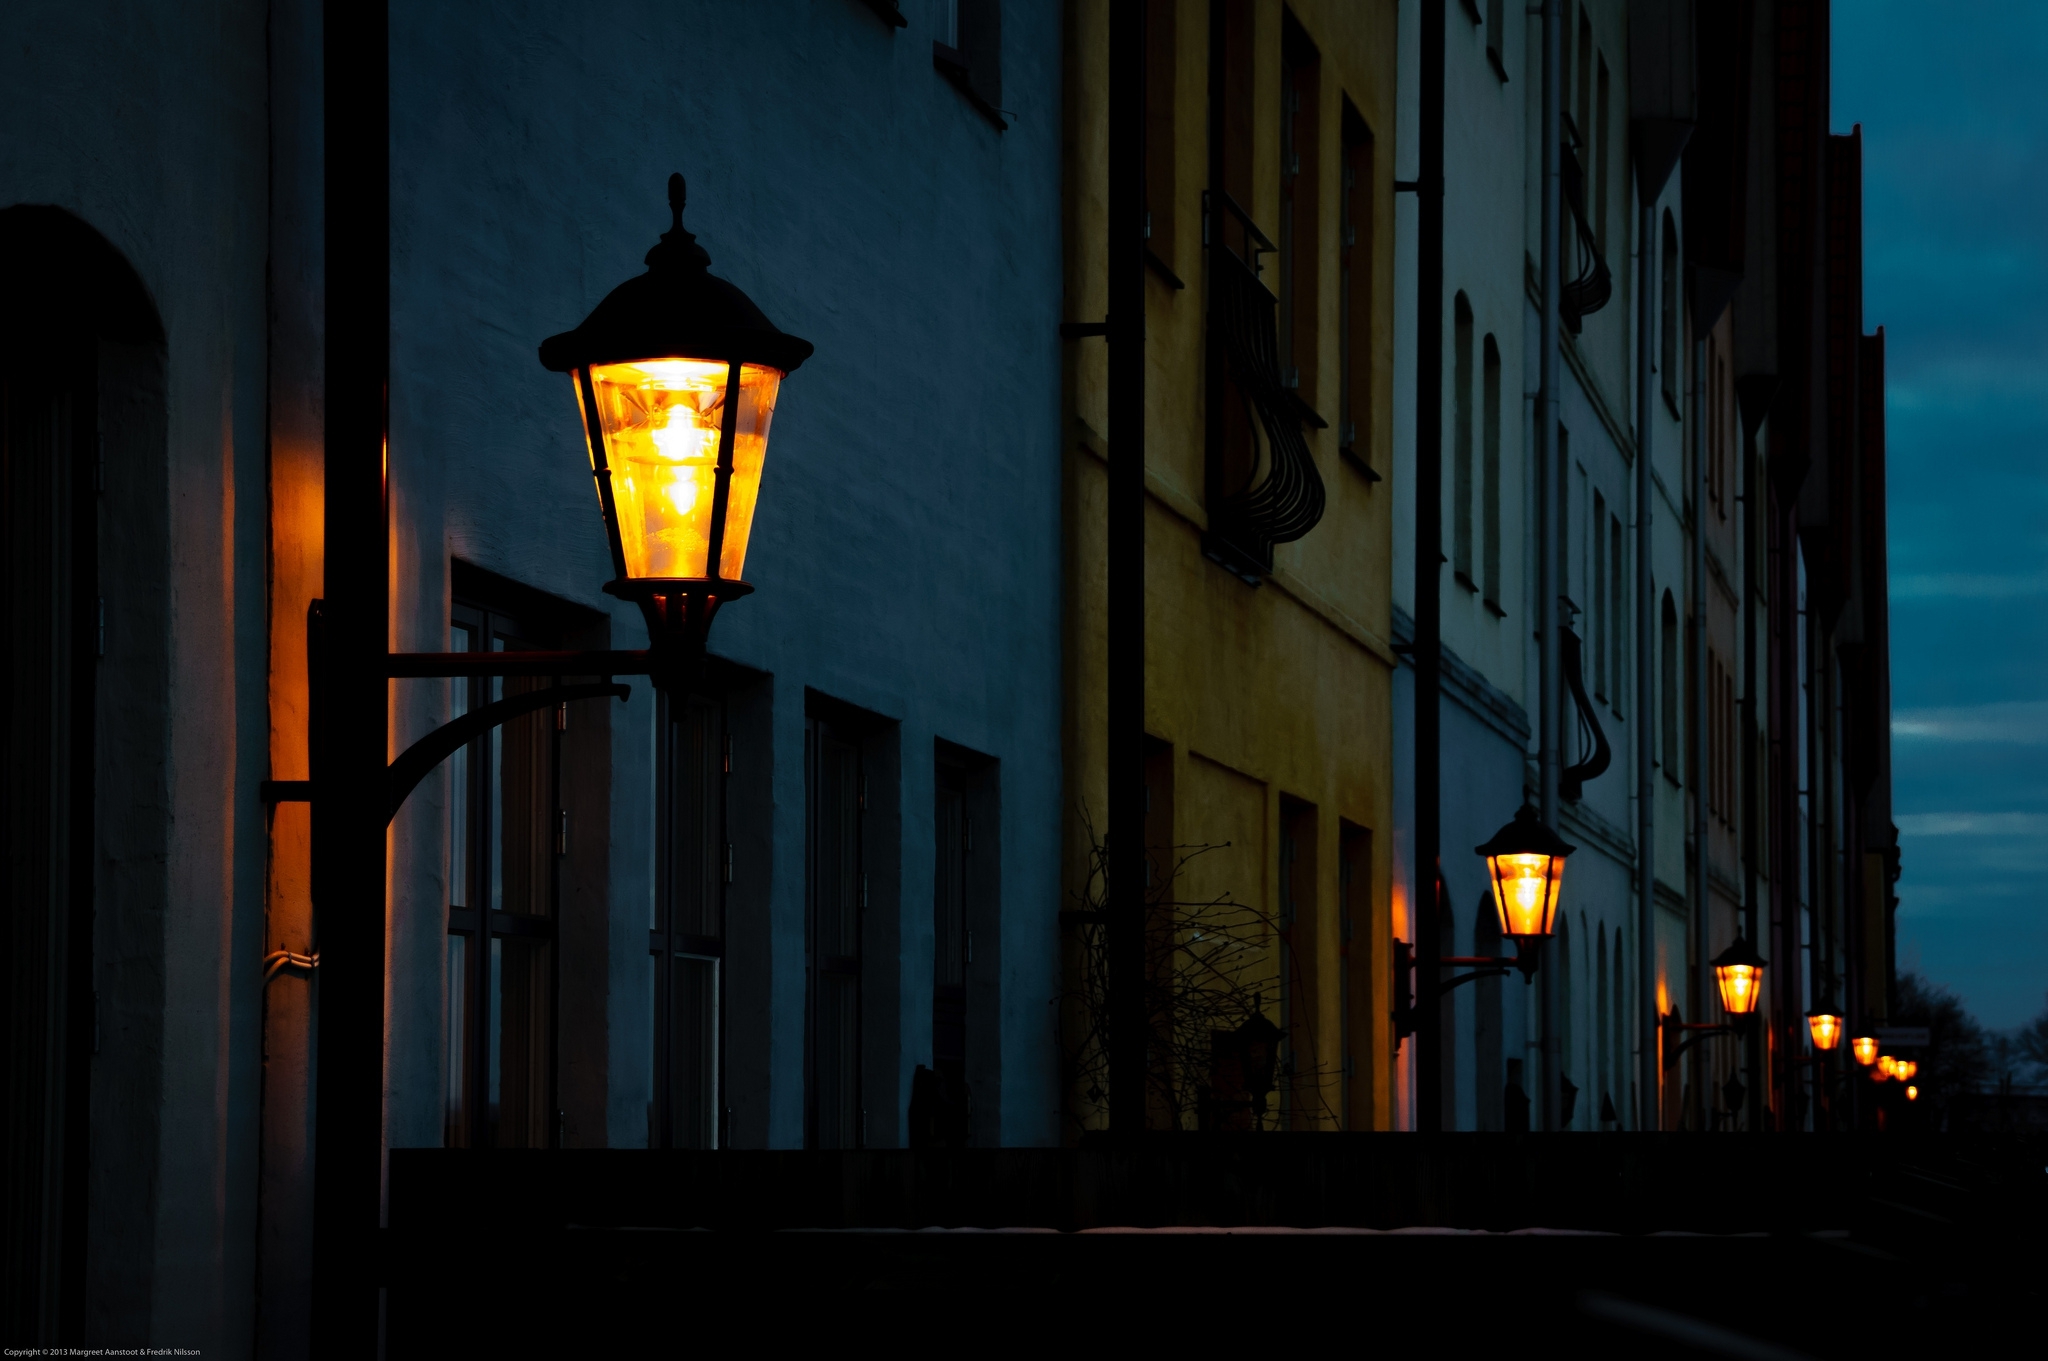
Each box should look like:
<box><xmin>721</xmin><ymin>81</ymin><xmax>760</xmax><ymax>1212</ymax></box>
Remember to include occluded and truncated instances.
<box><xmin>1481</xmin><ymin>333</ymin><xmax>1502</xmax><ymax>609</ymax></box>
<box><xmin>1452</xmin><ymin>292</ymin><xmax>1475</xmax><ymax>587</ymax></box>
<box><xmin>1661</xmin><ymin>209</ymin><xmax>1680</xmax><ymax>412</ymax></box>
<box><xmin>1661</xmin><ymin>590</ymin><xmax>1680</xmax><ymax>782</ymax></box>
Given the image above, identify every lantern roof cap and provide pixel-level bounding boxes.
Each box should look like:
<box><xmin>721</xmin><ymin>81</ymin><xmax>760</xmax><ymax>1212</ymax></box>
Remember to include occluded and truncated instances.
<box><xmin>1474</xmin><ymin>805</ymin><xmax>1575</xmax><ymax>860</ymax></box>
<box><xmin>1710</xmin><ymin>933</ymin><xmax>1767</xmax><ymax>971</ymax></box>
<box><xmin>540</xmin><ymin>173</ymin><xmax>815</xmax><ymax>376</ymax></box>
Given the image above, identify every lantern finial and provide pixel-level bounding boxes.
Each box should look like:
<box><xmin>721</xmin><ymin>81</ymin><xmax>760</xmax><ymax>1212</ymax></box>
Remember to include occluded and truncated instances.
<box><xmin>646</xmin><ymin>171</ymin><xmax>712</xmax><ymax>274</ymax></box>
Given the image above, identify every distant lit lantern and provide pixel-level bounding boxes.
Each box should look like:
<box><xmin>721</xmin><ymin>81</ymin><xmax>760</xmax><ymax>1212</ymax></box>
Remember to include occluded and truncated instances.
<box><xmin>1709</xmin><ymin>935</ymin><xmax>1766</xmax><ymax>1019</ymax></box>
<box><xmin>1904</xmin><ymin>1085</ymin><xmax>1919</xmax><ymax>1102</ymax></box>
<box><xmin>1807</xmin><ymin>1010</ymin><xmax>1844</xmax><ymax>1052</ymax></box>
<box><xmin>1851</xmin><ymin>1035</ymin><xmax>1879</xmax><ymax>1066</ymax></box>
<box><xmin>1876</xmin><ymin>1056</ymin><xmax>1896</xmax><ymax>1080</ymax></box>
<box><xmin>1894</xmin><ymin>1058</ymin><xmax>1918</xmax><ymax>1082</ymax></box>
<box><xmin>1476</xmin><ymin>807</ymin><xmax>1575</xmax><ymax>949</ymax></box>
<box><xmin>541</xmin><ymin>173</ymin><xmax>812</xmax><ymax>689</ymax></box>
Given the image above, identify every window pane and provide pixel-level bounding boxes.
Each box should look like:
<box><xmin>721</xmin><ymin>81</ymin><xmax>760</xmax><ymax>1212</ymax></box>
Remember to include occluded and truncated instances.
<box><xmin>672</xmin><ymin>955</ymin><xmax>719</xmax><ymax>1149</ymax></box>
<box><xmin>445</xmin><ymin>933</ymin><xmax>469</xmax><ymax>1148</ymax></box>
<box><xmin>491</xmin><ymin>935</ymin><xmax>553</xmax><ymax>1148</ymax></box>
<box><xmin>498</xmin><ymin>672</ymin><xmax>556</xmax><ymax>920</ymax></box>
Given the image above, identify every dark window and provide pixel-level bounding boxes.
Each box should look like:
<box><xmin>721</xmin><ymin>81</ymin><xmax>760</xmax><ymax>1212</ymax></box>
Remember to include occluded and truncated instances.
<box><xmin>1452</xmin><ymin>293</ymin><xmax>1475</xmax><ymax>588</ymax></box>
<box><xmin>1145</xmin><ymin>0</ymin><xmax>1179</xmax><ymax>271</ymax></box>
<box><xmin>932</xmin><ymin>764</ymin><xmax>969</xmax><ymax>1092</ymax></box>
<box><xmin>1661</xmin><ymin>589</ymin><xmax>1680</xmax><ymax>781</ymax></box>
<box><xmin>1482</xmin><ymin>333</ymin><xmax>1502</xmax><ymax>610</ymax></box>
<box><xmin>1338</xmin><ymin>822</ymin><xmax>1371</xmax><ymax>1129</ymax></box>
<box><xmin>806</xmin><ymin>713</ymin><xmax>865</xmax><ymax>1147</ymax></box>
<box><xmin>1593</xmin><ymin>488</ymin><xmax>1607</xmax><ymax>700</ymax></box>
<box><xmin>1338</xmin><ymin>100</ymin><xmax>1375</xmax><ymax>475</ymax></box>
<box><xmin>1277</xmin><ymin>796</ymin><xmax>1318</xmax><ymax>1125</ymax></box>
<box><xmin>1594</xmin><ymin>55</ymin><xmax>1611</xmax><ymax>256</ymax></box>
<box><xmin>1278</xmin><ymin>9</ymin><xmax>1321</xmax><ymax>402</ymax></box>
<box><xmin>1661</xmin><ymin>210</ymin><xmax>1681</xmax><ymax>413</ymax></box>
<box><xmin>445</xmin><ymin>574</ymin><xmax>608</xmax><ymax>1149</ymax></box>
<box><xmin>651</xmin><ymin>693</ymin><xmax>726</xmax><ymax>1148</ymax></box>
<box><xmin>934</xmin><ymin>0</ymin><xmax>1005</xmax><ymax>130</ymax></box>
<box><xmin>1486</xmin><ymin>0</ymin><xmax>1508</xmax><ymax>81</ymax></box>
<box><xmin>1610</xmin><ymin>513</ymin><xmax>1625</xmax><ymax>713</ymax></box>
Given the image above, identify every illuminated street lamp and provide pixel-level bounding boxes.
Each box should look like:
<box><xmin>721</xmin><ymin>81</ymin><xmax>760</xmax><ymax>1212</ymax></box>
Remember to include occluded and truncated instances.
<box><xmin>1893</xmin><ymin>1058</ymin><xmax>1918</xmax><ymax>1083</ymax></box>
<box><xmin>1875</xmin><ymin>1056</ymin><xmax>1895</xmax><ymax>1080</ymax></box>
<box><xmin>1710</xmin><ymin>935</ymin><xmax>1766</xmax><ymax>1019</ymax></box>
<box><xmin>540</xmin><ymin>173</ymin><xmax>813</xmax><ymax>690</ymax></box>
<box><xmin>1905</xmin><ymin>1085</ymin><xmax>1919</xmax><ymax>1102</ymax></box>
<box><xmin>1476</xmin><ymin>806</ymin><xmax>1574</xmax><ymax>958</ymax></box>
<box><xmin>1851</xmin><ymin>1034</ymin><xmax>1880</xmax><ymax>1067</ymax></box>
<box><xmin>1807</xmin><ymin>1010</ymin><xmax>1844</xmax><ymax>1052</ymax></box>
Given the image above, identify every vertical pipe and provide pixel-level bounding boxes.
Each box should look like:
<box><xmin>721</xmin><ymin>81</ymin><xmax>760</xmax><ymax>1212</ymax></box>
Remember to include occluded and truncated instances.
<box><xmin>1413</xmin><ymin>0</ymin><xmax>1447</xmax><ymax>1134</ymax></box>
<box><xmin>1739</xmin><ymin>410</ymin><xmax>1762</xmax><ymax>1133</ymax></box>
<box><xmin>1689</xmin><ymin>333</ymin><xmax>1708</xmax><ymax>1132</ymax></box>
<box><xmin>1634</xmin><ymin>198</ymin><xmax>1659</xmax><ymax>1132</ymax></box>
<box><xmin>1106</xmin><ymin>0</ymin><xmax>1148</xmax><ymax>1136</ymax></box>
<box><xmin>311</xmin><ymin>0</ymin><xmax>389</xmax><ymax>1350</ymax></box>
<box><xmin>1536</xmin><ymin>0</ymin><xmax>1563</xmax><ymax>1132</ymax></box>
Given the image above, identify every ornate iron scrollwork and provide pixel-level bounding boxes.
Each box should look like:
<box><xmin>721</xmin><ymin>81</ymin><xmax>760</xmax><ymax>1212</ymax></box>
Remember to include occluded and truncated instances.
<box><xmin>1206</xmin><ymin>192</ymin><xmax>1328</xmax><ymax>575</ymax></box>
<box><xmin>1561</xmin><ymin>623</ymin><xmax>1612</xmax><ymax>801</ymax></box>
<box><xmin>1559</xmin><ymin>143</ymin><xmax>1611</xmax><ymax>334</ymax></box>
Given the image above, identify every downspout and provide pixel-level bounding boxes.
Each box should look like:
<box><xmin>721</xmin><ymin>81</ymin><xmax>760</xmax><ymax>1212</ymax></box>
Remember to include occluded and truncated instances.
<box><xmin>1414</xmin><ymin>0</ymin><xmax>1448</xmax><ymax>1134</ymax></box>
<box><xmin>1634</xmin><ymin>196</ymin><xmax>1659</xmax><ymax>1131</ymax></box>
<box><xmin>1536</xmin><ymin>0</ymin><xmax>1564</xmax><ymax>1132</ymax></box>
<box><xmin>1689</xmin><ymin>331</ymin><xmax>1708</xmax><ymax>1132</ymax></box>
<box><xmin>1737</xmin><ymin>391</ymin><xmax>1766</xmax><ymax>1133</ymax></box>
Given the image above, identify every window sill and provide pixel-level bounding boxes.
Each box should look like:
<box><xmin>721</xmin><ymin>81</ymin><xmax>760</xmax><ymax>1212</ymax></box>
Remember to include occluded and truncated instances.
<box><xmin>1340</xmin><ymin>446</ymin><xmax>1382</xmax><ymax>483</ymax></box>
<box><xmin>1146</xmin><ymin>247</ymin><xmax>1186</xmax><ymax>291</ymax></box>
<box><xmin>1454</xmin><ymin>569</ymin><xmax>1478</xmax><ymax>593</ymax></box>
<box><xmin>934</xmin><ymin>42</ymin><xmax>1007</xmax><ymax>131</ymax></box>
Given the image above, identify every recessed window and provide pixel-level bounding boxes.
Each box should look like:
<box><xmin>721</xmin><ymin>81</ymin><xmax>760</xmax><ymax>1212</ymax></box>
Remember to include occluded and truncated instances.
<box><xmin>933</xmin><ymin>0</ymin><xmax>1006</xmax><ymax>130</ymax></box>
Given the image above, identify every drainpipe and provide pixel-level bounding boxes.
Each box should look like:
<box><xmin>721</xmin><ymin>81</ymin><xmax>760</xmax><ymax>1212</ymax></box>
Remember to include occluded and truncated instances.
<box><xmin>1689</xmin><ymin>331</ymin><xmax>1708</xmax><ymax>1132</ymax></box>
<box><xmin>1738</xmin><ymin>388</ymin><xmax>1766</xmax><ymax>1133</ymax></box>
<box><xmin>1536</xmin><ymin>0</ymin><xmax>1564</xmax><ymax>1133</ymax></box>
<box><xmin>1414</xmin><ymin>0</ymin><xmax>1447</xmax><ymax>1134</ymax></box>
<box><xmin>1633</xmin><ymin>195</ymin><xmax>1659</xmax><ymax>1131</ymax></box>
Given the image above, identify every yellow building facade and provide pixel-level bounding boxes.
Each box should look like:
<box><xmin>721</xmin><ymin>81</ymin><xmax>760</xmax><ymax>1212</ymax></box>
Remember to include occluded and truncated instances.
<box><xmin>1061</xmin><ymin>0</ymin><xmax>1399</xmax><ymax>1133</ymax></box>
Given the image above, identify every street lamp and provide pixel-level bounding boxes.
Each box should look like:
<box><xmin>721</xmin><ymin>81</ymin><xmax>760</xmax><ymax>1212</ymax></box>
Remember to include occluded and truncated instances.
<box><xmin>1904</xmin><ymin>1085</ymin><xmax>1919</xmax><ymax>1102</ymax></box>
<box><xmin>1893</xmin><ymin>1058</ymin><xmax>1918</xmax><ymax>1083</ymax></box>
<box><xmin>1851</xmin><ymin>1034</ymin><xmax>1880</xmax><ymax>1067</ymax></box>
<box><xmin>1807</xmin><ymin>1010</ymin><xmax>1844</xmax><ymax>1052</ymax></box>
<box><xmin>540</xmin><ymin>172</ymin><xmax>813</xmax><ymax>690</ymax></box>
<box><xmin>1710</xmin><ymin>935</ymin><xmax>1766</xmax><ymax>1018</ymax></box>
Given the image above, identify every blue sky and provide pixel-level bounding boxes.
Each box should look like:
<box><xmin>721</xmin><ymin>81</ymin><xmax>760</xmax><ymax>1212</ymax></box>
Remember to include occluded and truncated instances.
<box><xmin>1835</xmin><ymin>4</ymin><xmax>2048</xmax><ymax>1031</ymax></box>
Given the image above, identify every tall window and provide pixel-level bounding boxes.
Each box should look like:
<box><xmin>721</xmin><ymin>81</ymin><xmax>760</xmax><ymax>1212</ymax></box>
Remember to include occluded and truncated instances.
<box><xmin>1482</xmin><ymin>334</ymin><xmax>1502</xmax><ymax>609</ymax></box>
<box><xmin>1592</xmin><ymin>489</ymin><xmax>1607</xmax><ymax>700</ymax></box>
<box><xmin>931</xmin><ymin>743</ymin><xmax>999</xmax><ymax>1141</ymax></box>
<box><xmin>651</xmin><ymin>693</ymin><xmax>726</xmax><ymax>1149</ymax></box>
<box><xmin>1609</xmin><ymin>512</ymin><xmax>1625</xmax><ymax>712</ymax></box>
<box><xmin>1452</xmin><ymin>292</ymin><xmax>1475</xmax><ymax>587</ymax></box>
<box><xmin>1277</xmin><ymin>796</ymin><xmax>1318</xmax><ymax>1124</ymax></box>
<box><xmin>1338</xmin><ymin>100</ymin><xmax>1374</xmax><ymax>471</ymax></box>
<box><xmin>1661</xmin><ymin>210</ymin><xmax>1681</xmax><ymax>413</ymax></box>
<box><xmin>1485</xmin><ymin>0</ymin><xmax>1507</xmax><ymax>80</ymax></box>
<box><xmin>447</xmin><ymin>586</ymin><xmax>603</xmax><ymax>1149</ymax></box>
<box><xmin>806</xmin><ymin>712</ymin><xmax>865</xmax><ymax>1148</ymax></box>
<box><xmin>1145</xmin><ymin>0</ymin><xmax>1178</xmax><ymax>270</ymax></box>
<box><xmin>1338</xmin><ymin>822</ymin><xmax>1370</xmax><ymax>1129</ymax></box>
<box><xmin>1278</xmin><ymin>9</ymin><xmax>1321</xmax><ymax>399</ymax></box>
<box><xmin>1594</xmin><ymin>56</ymin><xmax>1611</xmax><ymax>256</ymax></box>
<box><xmin>1660</xmin><ymin>590</ymin><xmax>1680</xmax><ymax>781</ymax></box>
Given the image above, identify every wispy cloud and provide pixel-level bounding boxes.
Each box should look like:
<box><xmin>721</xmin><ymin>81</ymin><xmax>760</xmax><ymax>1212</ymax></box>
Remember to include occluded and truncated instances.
<box><xmin>1895</xmin><ymin>811</ymin><xmax>2048</xmax><ymax>837</ymax></box>
<box><xmin>1891</xmin><ymin>572</ymin><xmax>2048</xmax><ymax>600</ymax></box>
<box><xmin>1892</xmin><ymin>700</ymin><xmax>2048</xmax><ymax>743</ymax></box>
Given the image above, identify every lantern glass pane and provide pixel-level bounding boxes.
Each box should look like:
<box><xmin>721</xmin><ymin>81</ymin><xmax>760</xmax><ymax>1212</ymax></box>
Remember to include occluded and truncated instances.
<box><xmin>1489</xmin><ymin>852</ymin><xmax>1556</xmax><ymax>938</ymax></box>
<box><xmin>1714</xmin><ymin>962</ymin><xmax>1761</xmax><ymax>1016</ymax></box>
<box><xmin>1808</xmin><ymin>1013</ymin><xmax>1843</xmax><ymax>1051</ymax></box>
<box><xmin>583</xmin><ymin>359</ymin><xmax>782</xmax><ymax>580</ymax></box>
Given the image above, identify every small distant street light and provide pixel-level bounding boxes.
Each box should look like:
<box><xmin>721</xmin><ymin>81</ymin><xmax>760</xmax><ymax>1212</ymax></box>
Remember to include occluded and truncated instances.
<box><xmin>1904</xmin><ymin>1085</ymin><xmax>1919</xmax><ymax>1102</ymax></box>
<box><xmin>1874</xmin><ymin>1056</ymin><xmax>1895</xmax><ymax>1081</ymax></box>
<box><xmin>541</xmin><ymin>172</ymin><xmax>813</xmax><ymax>690</ymax></box>
<box><xmin>1893</xmin><ymin>1058</ymin><xmax>1918</xmax><ymax>1083</ymax></box>
<box><xmin>1807</xmin><ymin>1010</ymin><xmax>1844</xmax><ymax>1052</ymax></box>
<box><xmin>1851</xmin><ymin>1034</ymin><xmax>1880</xmax><ymax>1067</ymax></box>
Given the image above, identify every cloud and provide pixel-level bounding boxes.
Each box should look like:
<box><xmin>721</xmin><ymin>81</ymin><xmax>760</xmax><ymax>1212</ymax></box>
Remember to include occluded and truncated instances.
<box><xmin>1890</xmin><ymin>572</ymin><xmax>2048</xmax><ymax>600</ymax></box>
<box><xmin>1892</xmin><ymin>700</ymin><xmax>2048</xmax><ymax>743</ymax></box>
<box><xmin>1895</xmin><ymin>811</ymin><xmax>2048</xmax><ymax>837</ymax></box>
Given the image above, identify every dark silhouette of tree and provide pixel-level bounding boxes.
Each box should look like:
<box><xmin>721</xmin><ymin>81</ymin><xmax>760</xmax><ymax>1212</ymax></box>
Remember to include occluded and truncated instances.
<box><xmin>2016</xmin><ymin>995</ymin><xmax>2048</xmax><ymax>1082</ymax></box>
<box><xmin>1892</xmin><ymin>971</ymin><xmax>1990</xmax><ymax>1128</ymax></box>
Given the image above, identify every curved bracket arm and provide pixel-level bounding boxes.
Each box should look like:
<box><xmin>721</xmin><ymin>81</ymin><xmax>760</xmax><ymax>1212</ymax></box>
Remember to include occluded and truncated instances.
<box><xmin>385</xmin><ymin>682</ymin><xmax>629</xmax><ymax>825</ymax></box>
<box><xmin>1661</xmin><ymin>1020</ymin><xmax>1744</xmax><ymax>1067</ymax></box>
<box><xmin>1560</xmin><ymin>625</ymin><xmax>1612</xmax><ymax>800</ymax></box>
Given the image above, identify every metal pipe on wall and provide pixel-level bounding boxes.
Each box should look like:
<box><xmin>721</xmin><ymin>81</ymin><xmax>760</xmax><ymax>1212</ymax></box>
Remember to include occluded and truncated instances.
<box><xmin>1634</xmin><ymin>196</ymin><xmax>1659</xmax><ymax>1132</ymax></box>
<box><xmin>1413</xmin><ymin>0</ymin><xmax>1447</xmax><ymax>1133</ymax></box>
<box><xmin>1106</xmin><ymin>0</ymin><xmax>1148</xmax><ymax>1137</ymax></box>
<box><xmin>1536</xmin><ymin>0</ymin><xmax>1564</xmax><ymax>1133</ymax></box>
<box><xmin>1689</xmin><ymin>332</ymin><xmax>1708</xmax><ymax>1132</ymax></box>
<box><xmin>1738</xmin><ymin>398</ymin><xmax>1765</xmax><ymax>1134</ymax></box>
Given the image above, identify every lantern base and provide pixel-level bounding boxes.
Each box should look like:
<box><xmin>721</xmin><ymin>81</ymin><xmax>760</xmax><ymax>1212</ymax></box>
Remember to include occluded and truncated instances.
<box><xmin>604</xmin><ymin>577</ymin><xmax>754</xmax><ymax>693</ymax></box>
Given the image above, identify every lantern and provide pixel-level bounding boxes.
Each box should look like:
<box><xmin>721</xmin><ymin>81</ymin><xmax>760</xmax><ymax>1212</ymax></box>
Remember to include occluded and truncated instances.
<box><xmin>1806</xmin><ymin>1010</ymin><xmax>1844</xmax><ymax>1052</ymax></box>
<box><xmin>540</xmin><ymin>173</ymin><xmax>813</xmax><ymax>689</ymax></box>
<box><xmin>1709</xmin><ymin>935</ymin><xmax>1766</xmax><ymax>1018</ymax></box>
<box><xmin>1904</xmin><ymin>1085</ymin><xmax>1919</xmax><ymax>1102</ymax></box>
<box><xmin>1876</xmin><ymin>1055</ymin><xmax>1896</xmax><ymax>1080</ymax></box>
<box><xmin>1851</xmin><ymin>1035</ymin><xmax>1879</xmax><ymax>1066</ymax></box>
<box><xmin>1894</xmin><ymin>1058</ymin><xmax>1918</xmax><ymax>1082</ymax></box>
<box><xmin>1475</xmin><ymin>807</ymin><xmax>1575</xmax><ymax>947</ymax></box>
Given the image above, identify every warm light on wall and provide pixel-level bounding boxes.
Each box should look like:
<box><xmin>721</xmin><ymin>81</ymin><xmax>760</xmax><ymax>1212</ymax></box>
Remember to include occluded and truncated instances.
<box><xmin>1806</xmin><ymin>1011</ymin><xmax>1843</xmax><ymax>1051</ymax></box>
<box><xmin>1852</xmin><ymin>1035</ymin><xmax>1879</xmax><ymax>1066</ymax></box>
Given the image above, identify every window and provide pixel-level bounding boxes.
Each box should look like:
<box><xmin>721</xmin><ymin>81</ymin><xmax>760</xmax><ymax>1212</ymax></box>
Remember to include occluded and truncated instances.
<box><xmin>933</xmin><ymin>0</ymin><xmax>1005</xmax><ymax>129</ymax></box>
<box><xmin>806</xmin><ymin>710</ymin><xmax>866</xmax><ymax>1148</ymax></box>
<box><xmin>925</xmin><ymin>742</ymin><xmax>997</xmax><ymax>1145</ymax></box>
<box><xmin>1277</xmin><ymin>795</ymin><xmax>1318</xmax><ymax>1125</ymax></box>
<box><xmin>1660</xmin><ymin>590</ymin><xmax>1680</xmax><ymax>782</ymax></box>
<box><xmin>1661</xmin><ymin>210</ymin><xmax>1681</xmax><ymax>413</ymax></box>
<box><xmin>1594</xmin><ymin>56</ymin><xmax>1611</xmax><ymax>256</ymax></box>
<box><xmin>1278</xmin><ymin>9</ymin><xmax>1321</xmax><ymax>400</ymax></box>
<box><xmin>1452</xmin><ymin>293</ymin><xmax>1475</xmax><ymax>588</ymax></box>
<box><xmin>1145</xmin><ymin>0</ymin><xmax>1178</xmax><ymax>270</ymax></box>
<box><xmin>650</xmin><ymin>693</ymin><xmax>726</xmax><ymax>1149</ymax></box>
<box><xmin>1592</xmin><ymin>489</ymin><xmax>1607</xmax><ymax>699</ymax></box>
<box><xmin>1482</xmin><ymin>334</ymin><xmax>1502</xmax><ymax>609</ymax></box>
<box><xmin>1576</xmin><ymin>11</ymin><xmax>1593</xmax><ymax>141</ymax></box>
<box><xmin>1485</xmin><ymin>0</ymin><xmax>1508</xmax><ymax>81</ymax></box>
<box><xmin>446</xmin><ymin>574</ymin><xmax>609</xmax><ymax>1149</ymax></box>
<box><xmin>1609</xmin><ymin>512</ymin><xmax>1625</xmax><ymax>712</ymax></box>
<box><xmin>1338</xmin><ymin>100</ymin><xmax>1375</xmax><ymax>472</ymax></box>
<box><xmin>1338</xmin><ymin>822</ymin><xmax>1371</xmax><ymax>1129</ymax></box>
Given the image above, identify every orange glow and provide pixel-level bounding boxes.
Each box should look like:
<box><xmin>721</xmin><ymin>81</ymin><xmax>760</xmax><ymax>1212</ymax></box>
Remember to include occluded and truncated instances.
<box><xmin>1714</xmin><ymin>962</ymin><xmax>1762</xmax><ymax>1017</ymax></box>
<box><xmin>581</xmin><ymin>359</ymin><xmax>782</xmax><ymax>580</ymax></box>
<box><xmin>1487</xmin><ymin>851</ymin><xmax>1563</xmax><ymax>938</ymax></box>
<box><xmin>1877</xmin><ymin>1055</ymin><xmax>1896</xmax><ymax>1079</ymax></box>
<box><xmin>1807</xmin><ymin>1012</ymin><xmax>1843</xmax><ymax>1051</ymax></box>
<box><xmin>1905</xmin><ymin>1085</ymin><xmax>1919</xmax><ymax>1102</ymax></box>
<box><xmin>1893</xmin><ymin>1059</ymin><xmax>1918</xmax><ymax>1082</ymax></box>
<box><xmin>1852</xmin><ymin>1036</ymin><xmax>1879</xmax><ymax>1066</ymax></box>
